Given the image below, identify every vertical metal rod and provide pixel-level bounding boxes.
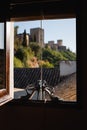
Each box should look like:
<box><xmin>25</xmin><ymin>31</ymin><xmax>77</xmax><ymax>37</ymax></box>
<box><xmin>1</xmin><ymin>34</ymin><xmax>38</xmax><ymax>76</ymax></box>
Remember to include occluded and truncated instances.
<box><xmin>39</xmin><ymin>19</ymin><xmax>43</xmax><ymax>100</ymax></box>
<box><xmin>40</xmin><ymin>19</ymin><xmax>43</xmax><ymax>86</ymax></box>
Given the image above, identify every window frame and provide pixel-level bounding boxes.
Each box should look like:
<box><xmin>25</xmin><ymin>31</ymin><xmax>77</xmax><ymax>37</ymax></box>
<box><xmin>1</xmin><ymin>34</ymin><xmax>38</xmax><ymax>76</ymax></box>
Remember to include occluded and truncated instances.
<box><xmin>1</xmin><ymin>0</ymin><xmax>82</xmax><ymax>108</ymax></box>
<box><xmin>0</xmin><ymin>22</ymin><xmax>14</xmax><ymax>106</ymax></box>
<box><xmin>9</xmin><ymin>16</ymin><xmax>79</xmax><ymax>108</ymax></box>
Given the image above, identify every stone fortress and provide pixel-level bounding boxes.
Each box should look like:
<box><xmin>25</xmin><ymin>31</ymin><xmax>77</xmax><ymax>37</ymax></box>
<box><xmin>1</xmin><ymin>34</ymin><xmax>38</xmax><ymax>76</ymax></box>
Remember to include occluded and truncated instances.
<box><xmin>15</xmin><ymin>27</ymin><xmax>66</xmax><ymax>51</ymax></box>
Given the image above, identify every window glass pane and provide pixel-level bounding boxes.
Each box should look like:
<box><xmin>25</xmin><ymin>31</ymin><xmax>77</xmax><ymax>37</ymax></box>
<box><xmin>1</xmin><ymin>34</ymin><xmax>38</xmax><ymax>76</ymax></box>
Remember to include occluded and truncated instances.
<box><xmin>14</xmin><ymin>18</ymin><xmax>76</xmax><ymax>102</ymax></box>
<box><xmin>0</xmin><ymin>23</ymin><xmax>5</xmax><ymax>90</ymax></box>
<box><xmin>0</xmin><ymin>23</ymin><xmax>4</xmax><ymax>49</ymax></box>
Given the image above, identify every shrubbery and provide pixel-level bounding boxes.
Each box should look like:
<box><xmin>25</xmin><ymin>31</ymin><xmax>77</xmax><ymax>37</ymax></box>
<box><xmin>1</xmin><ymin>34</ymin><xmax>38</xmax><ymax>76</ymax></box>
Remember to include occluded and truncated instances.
<box><xmin>14</xmin><ymin>44</ymin><xmax>76</xmax><ymax>68</ymax></box>
<box><xmin>14</xmin><ymin>57</ymin><xmax>24</xmax><ymax>68</ymax></box>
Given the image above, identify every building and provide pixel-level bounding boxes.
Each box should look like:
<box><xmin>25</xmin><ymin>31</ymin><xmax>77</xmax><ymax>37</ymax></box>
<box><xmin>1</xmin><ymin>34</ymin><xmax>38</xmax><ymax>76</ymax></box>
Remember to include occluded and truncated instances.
<box><xmin>15</xmin><ymin>27</ymin><xmax>44</xmax><ymax>47</ymax></box>
<box><xmin>30</xmin><ymin>27</ymin><xmax>44</xmax><ymax>45</ymax></box>
<box><xmin>15</xmin><ymin>27</ymin><xmax>67</xmax><ymax>51</ymax></box>
<box><xmin>57</xmin><ymin>39</ymin><xmax>66</xmax><ymax>51</ymax></box>
<box><xmin>46</xmin><ymin>39</ymin><xmax>66</xmax><ymax>51</ymax></box>
<box><xmin>15</xmin><ymin>30</ymin><xmax>29</xmax><ymax>47</ymax></box>
<box><xmin>57</xmin><ymin>39</ymin><xmax>63</xmax><ymax>46</ymax></box>
<box><xmin>58</xmin><ymin>45</ymin><xmax>66</xmax><ymax>51</ymax></box>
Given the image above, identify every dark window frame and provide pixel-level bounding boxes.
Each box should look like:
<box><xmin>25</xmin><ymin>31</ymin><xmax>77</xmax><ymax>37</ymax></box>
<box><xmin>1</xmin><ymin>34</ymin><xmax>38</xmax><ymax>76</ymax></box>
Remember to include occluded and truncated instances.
<box><xmin>0</xmin><ymin>22</ymin><xmax>14</xmax><ymax>106</ymax></box>
<box><xmin>1</xmin><ymin>0</ymin><xmax>82</xmax><ymax>108</ymax></box>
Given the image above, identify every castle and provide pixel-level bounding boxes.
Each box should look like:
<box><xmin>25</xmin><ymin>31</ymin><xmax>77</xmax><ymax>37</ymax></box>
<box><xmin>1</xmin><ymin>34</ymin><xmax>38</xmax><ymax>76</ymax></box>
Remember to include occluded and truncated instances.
<box><xmin>14</xmin><ymin>27</ymin><xmax>66</xmax><ymax>51</ymax></box>
<box><xmin>46</xmin><ymin>40</ymin><xmax>66</xmax><ymax>51</ymax></box>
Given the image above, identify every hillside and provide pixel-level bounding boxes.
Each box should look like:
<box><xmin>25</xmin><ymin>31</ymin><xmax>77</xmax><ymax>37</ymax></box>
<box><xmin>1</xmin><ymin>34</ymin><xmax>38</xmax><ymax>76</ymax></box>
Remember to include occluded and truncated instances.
<box><xmin>14</xmin><ymin>44</ymin><xmax>76</xmax><ymax>68</ymax></box>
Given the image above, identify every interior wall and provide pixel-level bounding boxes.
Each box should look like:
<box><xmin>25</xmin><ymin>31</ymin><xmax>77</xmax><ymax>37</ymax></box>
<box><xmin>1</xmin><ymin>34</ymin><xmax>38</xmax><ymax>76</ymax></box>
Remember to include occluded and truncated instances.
<box><xmin>0</xmin><ymin>106</ymin><xmax>84</xmax><ymax>130</ymax></box>
<box><xmin>0</xmin><ymin>0</ymin><xmax>87</xmax><ymax>130</ymax></box>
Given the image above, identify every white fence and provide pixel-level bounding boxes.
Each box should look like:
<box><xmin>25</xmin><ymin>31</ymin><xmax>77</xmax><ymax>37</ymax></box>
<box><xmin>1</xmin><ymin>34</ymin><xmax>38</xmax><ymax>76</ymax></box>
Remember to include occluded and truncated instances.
<box><xmin>60</xmin><ymin>61</ymin><xmax>76</xmax><ymax>76</ymax></box>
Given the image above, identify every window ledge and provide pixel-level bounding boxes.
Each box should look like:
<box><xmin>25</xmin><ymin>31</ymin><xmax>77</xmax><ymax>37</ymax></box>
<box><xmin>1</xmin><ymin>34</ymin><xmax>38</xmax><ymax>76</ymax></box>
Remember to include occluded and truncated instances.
<box><xmin>0</xmin><ymin>94</ymin><xmax>13</xmax><ymax>106</ymax></box>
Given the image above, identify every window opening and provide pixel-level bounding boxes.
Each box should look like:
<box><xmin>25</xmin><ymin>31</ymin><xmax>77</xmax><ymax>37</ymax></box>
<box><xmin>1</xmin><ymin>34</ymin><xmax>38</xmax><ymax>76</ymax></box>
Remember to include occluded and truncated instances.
<box><xmin>14</xmin><ymin>17</ymin><xmax>76</xmax><ymax>103</ymax></box>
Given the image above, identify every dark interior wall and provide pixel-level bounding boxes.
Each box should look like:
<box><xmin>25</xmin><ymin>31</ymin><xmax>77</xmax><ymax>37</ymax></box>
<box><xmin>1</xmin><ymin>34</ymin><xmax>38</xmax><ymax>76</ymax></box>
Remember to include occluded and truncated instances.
<box><xmin>0</xmin><ymin>106</ymin><xmax>84</xmax><ymax>130</ymax></box>
<box><xmin>10</xmin><ymin>0</ymin><xmax>76</xmax><ymax>20</ymax></box>
<box><xmin>0</xmin><ymin>0</ymin><xmax>87</xmax><ymax>130</ymax></box>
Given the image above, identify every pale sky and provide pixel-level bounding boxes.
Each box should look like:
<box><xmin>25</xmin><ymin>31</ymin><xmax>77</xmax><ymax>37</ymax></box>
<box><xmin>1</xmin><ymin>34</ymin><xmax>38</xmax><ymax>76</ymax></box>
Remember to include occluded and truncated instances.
<box><xmin>14</xmin><ymin>18</ymin><xmax>76</xmax><ymax>52</ymax></box>
<box><xmin>0</xmin><ymin>23</ymin><xmax>4</xmax><ymax>49</ymax></box>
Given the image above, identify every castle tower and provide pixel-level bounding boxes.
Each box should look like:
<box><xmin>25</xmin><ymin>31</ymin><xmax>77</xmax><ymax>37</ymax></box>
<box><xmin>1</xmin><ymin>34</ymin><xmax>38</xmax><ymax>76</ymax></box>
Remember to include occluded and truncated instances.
<box><xmin>30</xmin><ymin>28</ymin><xmax>44</xmax><ymax>45</ymax></box>
<box><xmin>48</xmin><ymin>41</ymin><xmax>54</xmax><ymax>48</ymax></box>
<box><xmin>57</xmin><ymin>39</ymin><xmax>63</xmax><ymax>46</ymax></box>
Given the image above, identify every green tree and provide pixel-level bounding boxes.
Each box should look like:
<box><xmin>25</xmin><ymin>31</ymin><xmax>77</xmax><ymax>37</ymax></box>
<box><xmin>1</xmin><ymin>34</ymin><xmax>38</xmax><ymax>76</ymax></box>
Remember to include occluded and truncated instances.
<box><xmin>30</xmin><ymin>42</ymin><xmax>41</xmax><ymax>58</ymax></box>
<box><xmin>61</xmin><ymin>50</ymin><xmax>76</xmax><ymax>61</ymax></box>
<box><xmin>14</xmin><ymin>26</ymin><xmax>19</xmax><ymax>37</ymax></box>
<box><xmin>15</xmin><ymin>46</ymin><xmax>34</xmax><ymax>67</ymax></box>
<box><xmin>14</xmin><ymin>56</ymin><xmax>24</xmax><ymax>68</ymax></box>
<box><xmin>22</xmin><ymin>29</ymin><xmax>27</xmax><ymax>47</ymax></box>
<box><xmin>40</xmin><ymin>60</ymin><xmax>54</xmax><ymax>68</ymax></box>
<box><xmin>42</xmin><ymin>48</ymin><xmax>67</xmax><ymax>67</ymax></box>
<box><xmin>15</xmin><ymin>47</ymin><xmax>24</xmax><ymax>61</ymax></box>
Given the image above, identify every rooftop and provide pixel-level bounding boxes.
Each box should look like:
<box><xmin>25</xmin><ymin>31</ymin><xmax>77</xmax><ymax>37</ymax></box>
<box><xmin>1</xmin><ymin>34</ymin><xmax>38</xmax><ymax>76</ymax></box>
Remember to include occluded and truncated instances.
<box><xmin>14</xmin><ymin>68</ymin><xmax>60</xmax><ymax>88</ymax></box>
<box><xmin>14</xmin><ymin>68</ymin><xmax>76</xmax><ymax>101</ymax></box>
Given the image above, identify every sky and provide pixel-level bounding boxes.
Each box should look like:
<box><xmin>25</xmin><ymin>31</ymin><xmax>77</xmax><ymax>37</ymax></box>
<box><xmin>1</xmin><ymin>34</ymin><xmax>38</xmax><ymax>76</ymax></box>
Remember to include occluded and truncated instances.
<box><xmin>0</xmin><ymin>23</ymin><xmax>4</xmax><ymax>49</ymax></box>
<box><xmin>14</xmin><ymin>18</ymin><xmax>76</xmax><ymax>53</ymax></box>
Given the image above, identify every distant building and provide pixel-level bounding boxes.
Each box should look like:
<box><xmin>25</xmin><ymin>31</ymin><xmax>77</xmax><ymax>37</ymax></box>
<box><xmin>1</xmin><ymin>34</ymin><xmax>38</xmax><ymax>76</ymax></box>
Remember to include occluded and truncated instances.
<box><xmin>48</xmin><ymin>41</ymin><xmax>55</xmax><ymax>48</ymax></box>
<box><xmin>58</xmin><ymin>46</ymin><xmax>66</xmax><ymax>51</ymax></box>
<box><xmin>46</xmin><ymin>39</ymin><xmax>66</xmax><ymax>51</ymax></box>
<box><xmin>48</xmin><ymin>41</ymin><xmax>55</xmax><ymax>44</ymax></box>
<box><xmin>16</xmin><ymin>32</ymin><xmax>29</xmax><ymax>47</ymax></box>
<box><xmin>15</xmin><ymin>26</ymin><xmax>67</xmax><ymax>51</ymax></box>
<box><xmin>57</xmin><ymin>39</ymin><xmax>63</xmax><ymax>46</ymax></box>
<box><xmin>57</xmin><ymin>40</ymin><xmax>66</xmax><ymax>51</ymax></box>
<box><xmin>30</xmin><ymin>28</ymin><xmax>44</xmax><ymax>46</ymax></box>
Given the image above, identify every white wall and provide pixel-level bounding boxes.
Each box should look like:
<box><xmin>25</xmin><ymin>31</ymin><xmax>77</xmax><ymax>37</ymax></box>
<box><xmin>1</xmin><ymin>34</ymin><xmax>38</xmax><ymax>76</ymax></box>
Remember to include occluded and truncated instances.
<box><xmin>60</xmin><ymin>61</ymin><xmax>76</xmax><ymax>76</ymax></box>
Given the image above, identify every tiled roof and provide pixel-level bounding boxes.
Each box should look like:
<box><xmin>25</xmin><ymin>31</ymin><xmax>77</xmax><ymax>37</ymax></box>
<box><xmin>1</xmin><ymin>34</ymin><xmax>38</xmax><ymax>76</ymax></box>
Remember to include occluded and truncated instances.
<box><xmin>14</xmin><ymin>68</ymin><xmax>60</xmax><ymax>88</ymax></box>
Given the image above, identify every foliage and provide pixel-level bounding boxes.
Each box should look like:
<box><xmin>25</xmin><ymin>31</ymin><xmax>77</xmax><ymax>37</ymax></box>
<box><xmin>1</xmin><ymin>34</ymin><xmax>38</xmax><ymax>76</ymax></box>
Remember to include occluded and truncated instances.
<box><xmin>22</xmin><ymin>29</ymin><xmax>27</xmax><ymax>47</ymax></box>
<box><xmin>30</xmin><ymin>42</ymin><xmax>41</xmax><ymax>58</ymax></box>
<box><xmin>61</xmin><ymin>50</ymin><xmax>76</xmax><ymax>61</ymax></box>
<box><xmin>39</xmin><ymin>60</ymin><xmax>54</xmax><ymax>68</ymax></box>
<box><xmin>14</xmin><ymin>37</ymin><xmax>22</xmax><ymax>51</ymax></box>
<box><xmin>14</xmin><ymin>56</ymin><xmax>24</xmax><ymax>68</ymax></box>
<box><xmin>15</xmin><ymin>46</ymin><xmax>34</xmax><ymax>67</ymax></box>
<box><xmin>42</xmin><ymin>48</ymin><xmax>67</xmax><ymax>67</ymax></box>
